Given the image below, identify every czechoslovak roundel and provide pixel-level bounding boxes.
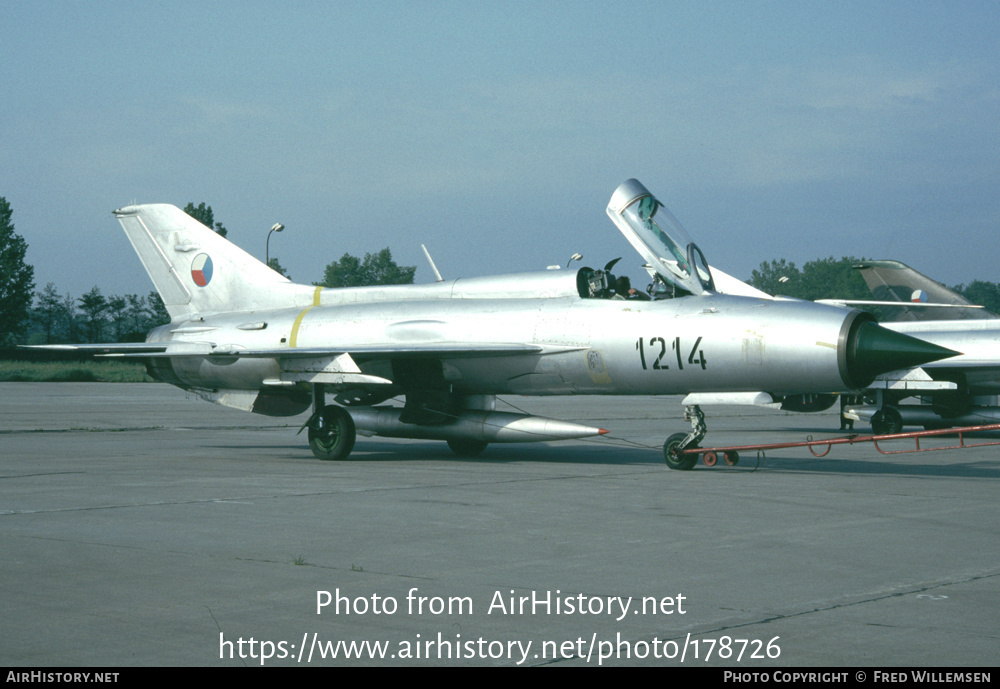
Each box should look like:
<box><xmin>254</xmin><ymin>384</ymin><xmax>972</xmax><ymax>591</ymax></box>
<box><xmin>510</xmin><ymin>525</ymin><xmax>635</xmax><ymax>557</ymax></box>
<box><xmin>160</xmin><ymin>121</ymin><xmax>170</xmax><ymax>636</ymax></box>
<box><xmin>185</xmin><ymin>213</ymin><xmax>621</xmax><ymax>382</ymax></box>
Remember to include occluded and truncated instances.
<box><xmin>191</xmin><ymin>253</ymin><xmax>213</xmax><ymax>287</ymax></box>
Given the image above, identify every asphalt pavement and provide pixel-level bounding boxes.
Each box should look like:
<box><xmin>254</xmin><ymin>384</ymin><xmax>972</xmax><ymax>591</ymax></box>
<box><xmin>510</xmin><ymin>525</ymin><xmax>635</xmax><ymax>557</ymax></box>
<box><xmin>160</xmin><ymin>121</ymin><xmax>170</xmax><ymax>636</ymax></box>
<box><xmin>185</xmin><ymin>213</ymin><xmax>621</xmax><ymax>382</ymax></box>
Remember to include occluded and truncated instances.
<box><xmin>2</xmin><ymin>383</ymin><xmax>997</xmax><ymax>666</ymax></box>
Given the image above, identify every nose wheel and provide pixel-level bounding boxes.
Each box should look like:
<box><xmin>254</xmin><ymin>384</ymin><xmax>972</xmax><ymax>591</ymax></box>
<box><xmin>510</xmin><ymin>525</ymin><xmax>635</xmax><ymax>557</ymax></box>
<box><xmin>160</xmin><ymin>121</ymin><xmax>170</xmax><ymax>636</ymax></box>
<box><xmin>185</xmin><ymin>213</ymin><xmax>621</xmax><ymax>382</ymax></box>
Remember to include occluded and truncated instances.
<box><xmin>663</xmin><ymin>405</ymin><xmax>708</xmax><ymax>471</ymax></box>
<box><xmin>664</xmin><ymin>436</ymin><xmax>740</xmax><ymax>470</ymax></box>
<box><xmin>664</xmin><ymin>432</ymin><xmax>699</xmax><ymax>470</ymax></box>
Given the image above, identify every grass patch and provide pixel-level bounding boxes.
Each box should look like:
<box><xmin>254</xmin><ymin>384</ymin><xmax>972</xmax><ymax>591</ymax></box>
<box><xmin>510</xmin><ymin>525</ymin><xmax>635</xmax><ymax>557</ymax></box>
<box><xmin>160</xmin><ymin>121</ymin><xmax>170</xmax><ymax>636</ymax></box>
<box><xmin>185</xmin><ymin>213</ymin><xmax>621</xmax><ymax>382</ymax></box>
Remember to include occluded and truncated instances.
<box><xmin>0</xmin><ymin>360</ymin><xmax>155</xmax><ymax>383</ymax></box>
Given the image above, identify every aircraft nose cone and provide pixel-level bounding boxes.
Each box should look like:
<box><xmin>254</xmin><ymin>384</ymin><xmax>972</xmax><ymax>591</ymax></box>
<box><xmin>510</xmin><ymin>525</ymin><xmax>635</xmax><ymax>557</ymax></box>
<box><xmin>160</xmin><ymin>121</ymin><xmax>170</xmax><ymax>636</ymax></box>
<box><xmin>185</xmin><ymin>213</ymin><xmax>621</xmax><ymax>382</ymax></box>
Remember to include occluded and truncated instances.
<box><xmin>847</xmin><ymin>321</ymin><xmax>959</xmax><ymax>387</ymax></box>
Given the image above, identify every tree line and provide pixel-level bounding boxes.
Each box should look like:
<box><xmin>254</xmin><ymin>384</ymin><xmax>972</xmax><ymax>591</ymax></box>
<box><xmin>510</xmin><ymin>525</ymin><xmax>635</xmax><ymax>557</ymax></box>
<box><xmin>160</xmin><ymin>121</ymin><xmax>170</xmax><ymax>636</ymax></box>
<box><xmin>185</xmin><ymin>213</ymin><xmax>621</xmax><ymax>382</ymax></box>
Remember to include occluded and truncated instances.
<box><xmin>2</xmin><ymin>195</ymin><xmax>998</xmax><ymax>346</ymax></box>
<box><xmin>27</xmin><ymin>283</ymin><xmax>170</xmax><ymax>345</ymax></box>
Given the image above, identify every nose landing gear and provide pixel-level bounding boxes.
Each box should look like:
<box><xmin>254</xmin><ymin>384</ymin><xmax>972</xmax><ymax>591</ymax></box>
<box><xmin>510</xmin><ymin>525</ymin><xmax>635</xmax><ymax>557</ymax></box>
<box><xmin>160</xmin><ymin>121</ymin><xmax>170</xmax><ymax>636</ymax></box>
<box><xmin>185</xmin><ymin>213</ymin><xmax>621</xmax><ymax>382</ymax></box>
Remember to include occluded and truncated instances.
<box><xmin>663</xmin><ymin>405</ymin><xmax>708</xmax><ymax>470</ymax></box>
<box><xmin>664</xmin><ymin>405</ymin><xmax>741</xmax><ymax>470</ymax></box>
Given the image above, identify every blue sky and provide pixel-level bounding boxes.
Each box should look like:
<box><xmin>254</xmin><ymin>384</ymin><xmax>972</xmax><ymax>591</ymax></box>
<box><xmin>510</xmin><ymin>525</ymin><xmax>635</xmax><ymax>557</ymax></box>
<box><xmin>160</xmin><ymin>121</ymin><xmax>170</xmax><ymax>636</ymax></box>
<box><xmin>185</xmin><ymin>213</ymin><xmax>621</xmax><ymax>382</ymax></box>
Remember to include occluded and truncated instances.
<box><xmin>3</xmin><ymin>1</ymin><xmax>999</xmax><ymax>299</ymax></box>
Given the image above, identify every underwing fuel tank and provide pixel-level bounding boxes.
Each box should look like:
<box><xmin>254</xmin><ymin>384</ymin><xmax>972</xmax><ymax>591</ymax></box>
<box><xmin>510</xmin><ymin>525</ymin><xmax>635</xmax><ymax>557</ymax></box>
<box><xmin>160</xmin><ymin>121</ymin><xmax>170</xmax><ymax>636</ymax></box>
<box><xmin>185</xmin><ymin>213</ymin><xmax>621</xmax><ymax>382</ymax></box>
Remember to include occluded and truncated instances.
<box><xmin>848</xmin><ymin>405</ymin><xmax>1000</xmax><ymax>427</ymax></box>
<box><xmin>349</xmin><ymin>407</ymin><xmax>609</xmax><ymax>443</ymax></box>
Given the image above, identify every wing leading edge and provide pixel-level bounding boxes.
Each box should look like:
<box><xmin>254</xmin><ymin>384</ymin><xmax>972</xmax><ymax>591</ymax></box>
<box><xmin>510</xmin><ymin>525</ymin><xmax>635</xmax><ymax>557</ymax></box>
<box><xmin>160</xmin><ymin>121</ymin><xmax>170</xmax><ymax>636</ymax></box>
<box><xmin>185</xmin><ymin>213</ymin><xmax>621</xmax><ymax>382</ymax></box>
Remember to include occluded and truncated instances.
<box><xmin>26</xmin><ymin>342</ymin><xmax>554</xmax><ymax>359</ymax></box>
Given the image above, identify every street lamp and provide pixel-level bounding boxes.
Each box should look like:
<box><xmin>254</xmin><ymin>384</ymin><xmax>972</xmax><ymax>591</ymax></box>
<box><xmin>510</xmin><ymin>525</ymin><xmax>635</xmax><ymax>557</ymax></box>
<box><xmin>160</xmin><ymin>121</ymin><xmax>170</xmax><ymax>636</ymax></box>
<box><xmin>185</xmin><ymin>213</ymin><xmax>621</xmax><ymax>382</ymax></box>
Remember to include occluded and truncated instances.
<box><xmin>266</xmin><ymin>222</ymin><xmax>284</xmax><ymax>266</ymax></box>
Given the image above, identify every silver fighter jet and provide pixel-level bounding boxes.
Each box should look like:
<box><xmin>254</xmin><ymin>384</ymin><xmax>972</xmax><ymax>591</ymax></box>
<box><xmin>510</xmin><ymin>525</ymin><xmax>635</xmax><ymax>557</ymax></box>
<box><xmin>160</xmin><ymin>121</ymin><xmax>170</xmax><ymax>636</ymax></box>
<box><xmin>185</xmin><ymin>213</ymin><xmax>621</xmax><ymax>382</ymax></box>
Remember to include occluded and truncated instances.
<box><xmin>38</xmin><ymin>180</ymin><xmax>957</xmax><ymax>468</ymax></box>
<box><xmin>840</xmin><ymin>260</ymin><xmax>1000</xmax><ymax>433</ymax></box>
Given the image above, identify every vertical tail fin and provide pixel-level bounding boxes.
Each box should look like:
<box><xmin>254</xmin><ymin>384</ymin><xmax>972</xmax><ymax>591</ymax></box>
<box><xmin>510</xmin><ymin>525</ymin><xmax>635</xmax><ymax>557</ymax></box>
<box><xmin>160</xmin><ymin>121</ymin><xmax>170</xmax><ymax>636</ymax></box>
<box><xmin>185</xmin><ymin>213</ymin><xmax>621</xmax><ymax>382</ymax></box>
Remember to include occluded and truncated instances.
<box><xmin>113</xmin><ymin>203</ymin><xmax>307</xmax><ymax>320</ymax></box>
<box><xmin>854</xmin><ymin>260</ymin><xmax>995</xmax><ymax>321</ymax></box>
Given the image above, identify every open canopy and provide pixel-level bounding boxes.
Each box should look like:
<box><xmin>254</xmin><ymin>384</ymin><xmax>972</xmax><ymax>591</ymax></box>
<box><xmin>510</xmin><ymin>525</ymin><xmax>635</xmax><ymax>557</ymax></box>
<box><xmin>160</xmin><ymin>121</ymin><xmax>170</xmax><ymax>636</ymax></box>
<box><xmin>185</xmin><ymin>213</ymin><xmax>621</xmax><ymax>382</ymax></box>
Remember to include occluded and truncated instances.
<box><xmin>606</xmin><ymin>179</ymin><xmax>715</xmax><ymax>296</ymax></box>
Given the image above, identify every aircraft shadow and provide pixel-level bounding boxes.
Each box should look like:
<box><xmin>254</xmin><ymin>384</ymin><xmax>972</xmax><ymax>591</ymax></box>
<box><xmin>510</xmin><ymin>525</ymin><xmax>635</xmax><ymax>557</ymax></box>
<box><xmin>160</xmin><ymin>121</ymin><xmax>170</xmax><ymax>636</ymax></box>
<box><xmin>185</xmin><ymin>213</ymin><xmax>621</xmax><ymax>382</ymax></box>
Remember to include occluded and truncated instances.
<box><xmin>719</xmin><ymin>449</ymin><xmax>1000</xmax><ymax>479</ymax></box>
<box><xmin>210</xmin><ymin>438</ymin><xmax>660</xmax><ymax>467</ymax></box>
<box><xmin>206</xmin><ymin>424</ymin><xmax>1000</xmax><ymax>478</ymax></box>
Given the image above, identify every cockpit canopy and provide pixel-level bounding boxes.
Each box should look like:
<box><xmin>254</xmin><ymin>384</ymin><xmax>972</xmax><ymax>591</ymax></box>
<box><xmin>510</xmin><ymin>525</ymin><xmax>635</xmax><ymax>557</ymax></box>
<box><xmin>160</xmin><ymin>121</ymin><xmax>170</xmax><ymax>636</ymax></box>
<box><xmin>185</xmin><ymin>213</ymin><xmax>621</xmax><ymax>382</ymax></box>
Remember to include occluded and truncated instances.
<box><xmin>606</xmin><ymin>179</ymin><xmax>715</xmax><ymax>296</ymax></box>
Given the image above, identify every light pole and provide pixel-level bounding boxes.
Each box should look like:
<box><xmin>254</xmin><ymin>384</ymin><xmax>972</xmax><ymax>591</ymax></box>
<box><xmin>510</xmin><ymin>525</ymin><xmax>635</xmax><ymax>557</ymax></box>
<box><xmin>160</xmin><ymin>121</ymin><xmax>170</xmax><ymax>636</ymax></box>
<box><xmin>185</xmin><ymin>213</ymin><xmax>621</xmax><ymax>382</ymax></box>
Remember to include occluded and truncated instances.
<box><xmin>266</xmin><ymin>222</ymin><xmax>284</xmax><ymax>267</ymax></box>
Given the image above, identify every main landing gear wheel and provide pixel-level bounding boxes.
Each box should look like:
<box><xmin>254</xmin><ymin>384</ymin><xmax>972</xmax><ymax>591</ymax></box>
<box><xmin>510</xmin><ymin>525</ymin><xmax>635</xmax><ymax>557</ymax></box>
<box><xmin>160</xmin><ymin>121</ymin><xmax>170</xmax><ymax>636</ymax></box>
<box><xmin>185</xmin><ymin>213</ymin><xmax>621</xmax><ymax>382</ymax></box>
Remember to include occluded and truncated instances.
<box><xmin>870</xmin><ymin>407</ymin><xmax>903</xmax><ymax>436</ymax></box>
<box><xmin>447</xmin><ymin>439</ymin><xmax>489</xmax><ymax>457</ymax></box>
<box><xmin>308</xmin><ymin>405</ymin><xmax>356</xmax><ymax>461</ymax></box>
<box><xmin>663</xmin><ymin>432</ymin><xmax>699</xmax><ymax>471</ymax></box>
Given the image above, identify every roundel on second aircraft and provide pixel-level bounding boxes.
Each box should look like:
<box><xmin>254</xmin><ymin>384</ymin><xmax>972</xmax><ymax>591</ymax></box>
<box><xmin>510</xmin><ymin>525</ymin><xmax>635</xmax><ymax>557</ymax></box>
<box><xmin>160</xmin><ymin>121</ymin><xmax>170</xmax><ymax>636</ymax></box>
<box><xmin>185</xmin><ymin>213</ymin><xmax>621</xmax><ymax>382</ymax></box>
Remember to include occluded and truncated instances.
<box><xmin>910</xmin><ymin>289</ymin><xmax>928</xmax><ymax>303</ymax></box>
<box><xmin>191</xmin><ymin>253</ymin><xmax>213</xmax><ymax>287</ymax></box>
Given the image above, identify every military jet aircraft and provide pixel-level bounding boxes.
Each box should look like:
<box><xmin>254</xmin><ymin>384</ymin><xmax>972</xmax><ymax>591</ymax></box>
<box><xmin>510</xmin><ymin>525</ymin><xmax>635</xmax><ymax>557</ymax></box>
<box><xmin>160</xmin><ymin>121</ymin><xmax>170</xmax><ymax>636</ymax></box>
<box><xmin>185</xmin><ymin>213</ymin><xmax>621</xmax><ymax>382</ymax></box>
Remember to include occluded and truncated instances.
<box><xmin>35</xmin><ymin>179</ymin><xmax>957</xmax><ymax>468</ymax></box>
<box><xmin>837</xmin><ymin>261</ymin><xmax>1000</xmax><ymax>433</ymax></box>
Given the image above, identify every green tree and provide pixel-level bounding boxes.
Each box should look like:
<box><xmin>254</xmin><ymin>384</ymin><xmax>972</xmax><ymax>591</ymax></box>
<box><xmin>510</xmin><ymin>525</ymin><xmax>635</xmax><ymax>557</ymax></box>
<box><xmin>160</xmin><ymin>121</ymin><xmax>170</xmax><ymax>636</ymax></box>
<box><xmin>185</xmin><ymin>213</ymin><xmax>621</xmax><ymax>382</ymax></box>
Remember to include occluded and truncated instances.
<box><xmin>267</xmin><ymin>257</ymin><xmax>289</xmax><ymax>279</ymax></box>
<box><xmin>31</xmin><ymin>283</ymin><xmax>64</xmax><ymax>344</ymax></box>
<box><xmin>183</xmin><ymin>202</ymin><xmax>228</xmax><ymax>238</ymax></box>
<box><xmin>748</xmin><ymin>255</ymin><xmax>886</xmax><ymax>318</ymax></box>
<box><xmin>748</xmin><ymin>258</ymin><xmax>800</xmax><ymax>296</ymax></box>
<box><xmin>60</xmin><ymin>291</ymin><xmax>79</xmax><ymax>341</ymax></box>
<box><xmin>0</xmin><ymin>197</ymin><xmax>36</xmax><ymax>345</ymax></box>
<box><xmin>78</xmin><ymin>285</ymin><xmax>108</xmax><ymax>343</ymax></box>
<box><xmin>319</xmin><ymin>248</ymin><xmax>416</xmax><ymax>288</ymax></box>
<box><xmin>146</xmin><ymin>290</ymin><xmax>170</xmax><ymax>327</ymax></box>
<box><xmin>124</xmin><ymin>294</ymin><xmax>147</xmax><ymax>337</ymax></box>
<box><xmin>749</xmin><ymin>256</ymin><xmax>873</xmax><ymax>300</ymax></box>
<box><xmin>952</xmin><ymin>280</ymin><xmax>1000</xmax><ymax>315</ymax></box>
<box><xmin>107</xmin><ymin>295</ymin><xmax>129</xmax><ymax>341</ymax></box>
<box><xmin>117</xmin><ymin>291</ymin><xmax>170</xmax><ymax>341</ymax></box>
<box><xmin>796</xmin><ymin>256</ymin><xmax>873</xmax><ymax>302</ymax></box>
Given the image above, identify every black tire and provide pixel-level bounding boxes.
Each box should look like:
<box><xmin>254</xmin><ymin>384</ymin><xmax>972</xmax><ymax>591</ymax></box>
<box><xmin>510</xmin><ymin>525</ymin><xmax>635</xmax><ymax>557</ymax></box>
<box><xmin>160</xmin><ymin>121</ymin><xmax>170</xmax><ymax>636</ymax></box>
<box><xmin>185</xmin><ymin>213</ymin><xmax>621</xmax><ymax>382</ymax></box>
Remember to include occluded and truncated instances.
<box><xmin>447</xmin><ymin>439</ymin><xmax>489</xmax><ymax>457</ymax></box>
<box><xmin>870</xmin><ymin>407</ymin><xmax>903</xmax><ymax>436</ymax></box>
<box><xmin>308</xmin><ymin>405</ymin><xmax>356</xmax><ymax>461</ymax></box>
<box><xmin>663</xmin><ymin>432</ymin><xmax>698</xmax><ymax>471</ymax></box>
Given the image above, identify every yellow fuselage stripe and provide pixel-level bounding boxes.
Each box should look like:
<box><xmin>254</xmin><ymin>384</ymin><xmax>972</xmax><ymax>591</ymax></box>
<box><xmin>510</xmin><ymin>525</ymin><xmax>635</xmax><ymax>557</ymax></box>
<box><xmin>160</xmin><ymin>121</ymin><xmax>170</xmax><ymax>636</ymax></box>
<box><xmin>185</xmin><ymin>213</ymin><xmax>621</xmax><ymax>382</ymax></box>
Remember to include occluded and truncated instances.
<box><xmin>290</xmin><ymin>287</ymin><xmax>323</xmax><ymax>348</ymax></box>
